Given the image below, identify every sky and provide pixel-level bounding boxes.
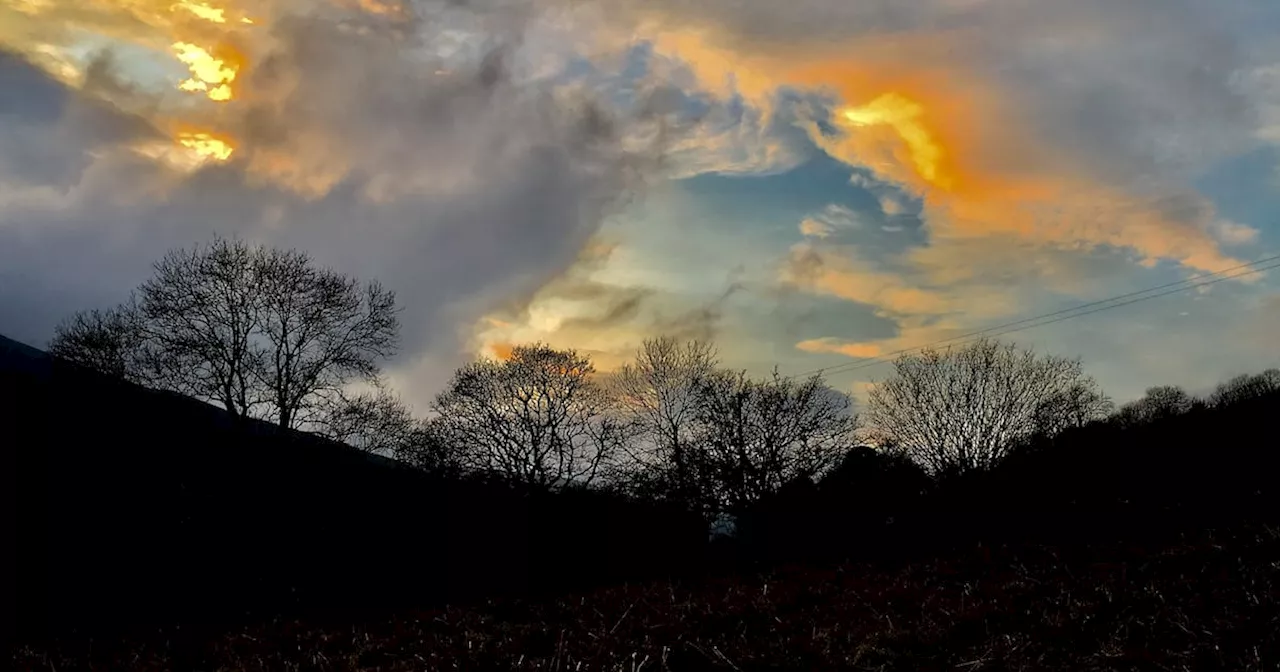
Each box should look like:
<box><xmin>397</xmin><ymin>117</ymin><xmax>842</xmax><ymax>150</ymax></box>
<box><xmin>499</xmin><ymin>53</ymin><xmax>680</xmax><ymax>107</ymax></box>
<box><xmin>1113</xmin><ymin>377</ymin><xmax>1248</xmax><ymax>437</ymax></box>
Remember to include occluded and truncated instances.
<box><xmin>1</xmin><ymin>0</ymin><xmax>1279</xmax><ymax>412</ymax></box>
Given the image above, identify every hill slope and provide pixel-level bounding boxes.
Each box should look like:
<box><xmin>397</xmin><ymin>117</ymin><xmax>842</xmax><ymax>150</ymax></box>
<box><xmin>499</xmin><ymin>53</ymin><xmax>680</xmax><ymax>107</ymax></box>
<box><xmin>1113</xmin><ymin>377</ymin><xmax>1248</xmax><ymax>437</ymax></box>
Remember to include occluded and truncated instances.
<box><xmin>1</xmin><ymin>334</ymin><xmax>704</xmax><ymax>638</ymax></box>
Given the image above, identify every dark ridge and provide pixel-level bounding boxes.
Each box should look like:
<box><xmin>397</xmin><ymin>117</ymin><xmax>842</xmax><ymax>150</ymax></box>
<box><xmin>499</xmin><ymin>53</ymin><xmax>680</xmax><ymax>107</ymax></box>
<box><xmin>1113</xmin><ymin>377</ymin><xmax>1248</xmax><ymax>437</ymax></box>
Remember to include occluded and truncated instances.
<box><xmin>2</xmin><ymin>333</ymin><xmax>707</xmax><ymax>640</ymax></box>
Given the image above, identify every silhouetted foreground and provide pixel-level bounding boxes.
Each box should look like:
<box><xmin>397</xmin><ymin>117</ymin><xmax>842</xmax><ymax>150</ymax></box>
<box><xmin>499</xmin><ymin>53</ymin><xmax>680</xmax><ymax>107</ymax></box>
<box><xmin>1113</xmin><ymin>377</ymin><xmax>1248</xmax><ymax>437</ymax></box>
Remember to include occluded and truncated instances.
<box><xmin>8</xmin><ymin>327</ymin><xmax>1280</xmax><ymax>654</ymax></box>
<box><xmin>2</xmin><ymin>334</ymin><xmax>706</xmax><ymax>639</ymax></box>
<box><xmin>730</xmin><ymin>386</ymin><xmax>1280</xmax><ymax>567</ymax></box>
<box><xmin>14</xmin><ymin>523</ymin><xmax>1280</xmax><ymax>670</ymax></box>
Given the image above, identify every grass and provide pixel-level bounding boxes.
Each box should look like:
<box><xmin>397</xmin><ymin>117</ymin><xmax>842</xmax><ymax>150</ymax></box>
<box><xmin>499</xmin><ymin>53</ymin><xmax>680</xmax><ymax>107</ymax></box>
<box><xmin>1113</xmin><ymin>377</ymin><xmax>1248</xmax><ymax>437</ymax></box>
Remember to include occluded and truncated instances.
<box><xmin>15</xmin><ymin>523</ymin><xmax>1280</xmax><ymax>671</ymax></box>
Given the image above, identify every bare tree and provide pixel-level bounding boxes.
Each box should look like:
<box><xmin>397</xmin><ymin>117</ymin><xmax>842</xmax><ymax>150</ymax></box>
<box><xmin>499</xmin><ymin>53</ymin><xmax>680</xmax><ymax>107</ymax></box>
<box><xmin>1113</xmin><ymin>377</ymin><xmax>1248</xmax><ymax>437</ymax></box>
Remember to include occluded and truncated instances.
<box><xmin>137</xmin><ymin>238</ymin><xmax>266</xmax><ymax>419</ymax></box>
<box><xmin>48</xmin><ymin>302</ymin><xmax>149</xmax><ymax>382</ymax></box>
<box><xmin>612</xmin><ymin>337</ymin><xmax>718</xmax><ymax>504</ymax></box>
<box><xmin>691</xmin><ymin>369</ymin><xmax>855</xmax><ymax>512</ymax></box>
<box><xmin>314</xmin><ymin>382</ymin><xmax>422</xmax><ymax>457</ymax></box>
<box><xmin>254</xmin><ymin>247</ymin><xmax>399</xmax><ymax>429</ymax></box>
<box><xmin>1208</xmin><ymin>370</ymin><xmax>1280</xmax><ymax>408</ymax></box>
<box><xmin>866</xmin><ymin>338</ymin><xmax>1108</xmax><ymax>476</ymax></box>
<box><xmin>1031</xmin><ymin>380</ymin><xmax>1114</xmax><ymax>437</ymax></box>
<box><xmin>398</xmin><ymin>417</ymin><xmax>467</xmax><ymax>475</ymax></box>
<box><xmin>48</xmin><ymin>236</ymin><xmax>399</xmax><ymax>428</ymax></box>
<box><xmin>1113</xmin><ymin>385</ymin><xmax>1200</xmax><ymax>426</ymax></box>
<box><xmin>430</xmin><ymin>344</ymin><xmax>620</xmax><ymax>488</ymax></box>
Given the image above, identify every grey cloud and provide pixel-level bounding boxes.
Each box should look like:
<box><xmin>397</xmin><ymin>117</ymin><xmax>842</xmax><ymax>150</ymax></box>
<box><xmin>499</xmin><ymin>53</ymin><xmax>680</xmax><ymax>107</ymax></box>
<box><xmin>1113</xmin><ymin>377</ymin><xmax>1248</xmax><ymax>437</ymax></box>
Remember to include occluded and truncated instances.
<box><xmin>0</xmin><ymin>1</ymin><xmax>663</xmax><ymax>408</ymax></box>
<box><xmin>549</xmin><ymin>284</ymin><xmax>654</xmax><ymax>335</ymax></box>
<box><xmin>587</xmin><ymin>0</ymin><xmax>1271</xmax><ymax>186</ymax></box>
<box><xmin>0</xmin><ymin>51</ymin><xmax>159</xmax><ymax>189</ymax></box>
<box><xmin>647</xmin><ymin>279</ymin><xmax>745</xmax><ymax>344</ymax></box>
<box><xmin>986</xmin><ymin>0</ymin><xmax>1258</xmax><ymax>182</ymax></box>
<box><xmin>495</xmin><ymin>272</ymin><xmax>740</xmax><ymax>347</ymax></box>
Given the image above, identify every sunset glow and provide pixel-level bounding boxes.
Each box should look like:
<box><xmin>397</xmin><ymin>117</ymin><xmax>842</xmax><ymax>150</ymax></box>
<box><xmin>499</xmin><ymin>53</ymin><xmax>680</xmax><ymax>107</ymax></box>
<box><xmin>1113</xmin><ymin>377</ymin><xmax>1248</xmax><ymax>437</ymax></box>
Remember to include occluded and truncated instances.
<box><xmin>171</xmin><ymin>41</ymin><xmax>239</xmax><ymax>101</ymax></box>
<box><xmin>840</xmin><ymin>93</ymin><xmax>950</xmax><ymax>189</ymax></box>
<box><xmin>177</xmin><ymin>132</ymin><xmax>235</xmax><ymax>162</ymax></box>
<box><xmin>172</xmin><ymin>1</ymin><xmax>227</xmax><ymax>23</ymax></box>
<box><xmin>0</xmin><ymin>0</ymin><xmax>1275</xmax><ymax>409</ymax></box>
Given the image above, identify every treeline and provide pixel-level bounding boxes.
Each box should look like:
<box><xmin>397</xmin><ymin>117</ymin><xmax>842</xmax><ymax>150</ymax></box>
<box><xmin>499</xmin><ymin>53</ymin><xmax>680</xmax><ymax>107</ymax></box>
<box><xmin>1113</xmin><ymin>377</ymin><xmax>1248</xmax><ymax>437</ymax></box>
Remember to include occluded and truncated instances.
<box><xmin>48</xmin><ymin>239</ymin><xmax>864</xmax><ymax>527</ymax></box>
<box><xmin>49</xmin><ymin>238</ymin><xmax>1280</xmax><ymax>532</ymax></box>
<box><xmin>735</xmin><ymin>368</ymin><xmax>1280</xmax><ymax>566</ymax></box>
<box><xmin>33</xmin><ymin>237</ymin><xmax>1280</xmax><ymax>625</ymax></box>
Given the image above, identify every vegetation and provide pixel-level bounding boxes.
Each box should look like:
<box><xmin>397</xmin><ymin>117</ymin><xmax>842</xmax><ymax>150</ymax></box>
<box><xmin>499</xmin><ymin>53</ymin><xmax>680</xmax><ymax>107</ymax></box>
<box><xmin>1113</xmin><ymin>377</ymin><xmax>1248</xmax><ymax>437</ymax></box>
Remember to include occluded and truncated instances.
<box><xmin>429</xmin><ymin>343</ymin><xmax>622</xmax><ymax>487</ymax></box>
<box><xmin>15</xmin><ymin>524</ymin><xmax>1280</xmax><ymax>670</ymax></box>
<box><xmin>48</xmin><ymin>237</ymin><xmax>399</xmax><ymax>431</ymax></box>
<box><xmin>866</xmin><ymin>338</ymin><xmax>1111</xmax><ymax>475</ymax></box>
<box><xmin>12</xmin><ymin>236</ymin><xmax>1280</xmax><ymax>669</ymax></box>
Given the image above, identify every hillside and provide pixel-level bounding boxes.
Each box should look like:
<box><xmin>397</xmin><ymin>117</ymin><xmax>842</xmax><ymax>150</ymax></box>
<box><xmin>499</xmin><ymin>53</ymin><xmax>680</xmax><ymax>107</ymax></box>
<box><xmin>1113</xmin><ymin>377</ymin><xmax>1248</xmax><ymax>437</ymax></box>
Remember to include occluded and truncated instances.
<box><xmin>2</xmin><ymin>334</ymin><xmax>705</xmax><ymax>638</ymax></box>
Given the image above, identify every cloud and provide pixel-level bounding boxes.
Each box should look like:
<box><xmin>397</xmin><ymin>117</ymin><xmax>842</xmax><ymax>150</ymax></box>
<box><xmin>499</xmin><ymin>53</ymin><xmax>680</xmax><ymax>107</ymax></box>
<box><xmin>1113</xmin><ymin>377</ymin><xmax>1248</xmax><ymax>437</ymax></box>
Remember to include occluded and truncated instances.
<box><xmin>878</xmin><ymin>194</ymin><xmax>905</xmax><ymax>216</ymax></box>
<box><xmin>796</xmin><ymin>337</ymin><xmax>883</xmax><ymax>360</ymax></box>
<box><xmin>537</xmin><ymin>0</ymin><xmax>1279</xmax><ymax>393</ymax></box>
<box><xmin>781</xmin><ymin>209</ymin><xmax>1154</xmax><ymax>374</ymax></box>
<box><xmin>471</xmin><ymin>242</ymin><xmax>745</xmax><ymax>372</ymax></box>
<box><xmin>576</xmin><ymin>0</ymin><xmax>1270</xmax><ymax>276</ymax></box>
<box><xmin>0</xmin><ymin>0</ymin><xmax>674</xmax><ymax>410</ymax></box>
<box><xmin>782</xmin><ymin>242</ymin><xmax>962</xmax><ymax>318</ymax></box>
<box><xmin>798</xmin><ymin>204</ymin><xmax>858</xmax><ymax>239</ymax></box>
<box><xmin>0</xmin><ymin>51</ymin><xmax>160</xmax><ymax>188</ymax></box>
<box><xmin>1252</xmin><ymin>295</ymin><xmax>1280</xmax><ymax>350</ymax></box>
<box><xmin>1247</xmin><ymin>64</ymin><xmax>1280</xmax><ymax>144</ymax></box>
<box><xmin>4</xmin><ymin>0</ymin><xmax>1278</xmax><ymax>411</ymax></box>
<box><xmin>593</xmin><ymin>44</ymin><xmax>822</xmax><ymax>179</ymax></box>
<box><xmin>1211</xmin><ymin>218</ymin><xmax>1261</xmax><ymax>245</ymax></box>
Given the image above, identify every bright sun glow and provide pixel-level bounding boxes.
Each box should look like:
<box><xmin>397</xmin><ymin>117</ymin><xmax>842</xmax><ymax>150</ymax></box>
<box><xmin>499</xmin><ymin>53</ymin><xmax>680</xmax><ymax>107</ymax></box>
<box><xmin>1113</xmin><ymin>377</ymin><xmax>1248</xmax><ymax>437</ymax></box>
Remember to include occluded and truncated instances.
<box><xmin>172</xmin><ymin>41</ymin><xmax>238</xmax><ymax>101</ymax></box>
<box><xmin>172</xmin><ymin>1</ymin><xmax>226</xmax><ymax>23</ymax></box>
<box><xmin>177</xmin><ymin>132</ymin><xmax>235</xmax><ymax>161</ymax></box>
<box><xmin>841</xmin><ymin>93</ymin><xmax>950</xmax><ymax>189</ymax></box>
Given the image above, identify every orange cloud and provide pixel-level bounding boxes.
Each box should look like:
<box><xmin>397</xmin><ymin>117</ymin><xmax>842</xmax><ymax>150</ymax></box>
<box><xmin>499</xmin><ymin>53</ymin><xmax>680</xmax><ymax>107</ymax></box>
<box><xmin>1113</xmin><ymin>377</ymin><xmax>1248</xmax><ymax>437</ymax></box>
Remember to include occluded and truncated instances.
<box><xmin>0</xmin><ymin>0</ymin><xmax>266</xmax><ymax>180</ymax></box>
<box><xmin>351</xmin><ymin>0</ymin><xmax>409</xmax><ymax>20</ymax></box>
<box><xmin>172</xmin><ymin>40</ymin><xmax>243</xmax><ymax>101</ymax></box>
<box><xmin>798</xmin><ymin>218</ymin><xmax>833</xmax><ymax>238</ymax></box>
<box><xmin>486</xmin><ymin>342</ymin><xmax>516</xmax><ymax>361</ymax></box>
<box><xmin>839</xmin><ymin>92</ymin><xmax>951</xmax><ymax>189</ymax></box>
<box><xmin>640</xmin><ymin>26</ymin><xmax>1251</xmax><ymax>276</ymax></box>
<box><xmin>176</xmin><ymin>130</ymin><xmax>234</xmax><ymax>161</ymax></box>
<box><xmin>794</xmin><ymin>311</ymin><xmax>986</xmax><ymax>372</ymax></box>
<box><xmin>2</xmin><ymin>0</ymin><xmax>260</xmax><ymax>46</ymax></box>
<box><xmin>796</xmin><ymin>338</ymin><xmax>884</xmax><ymax>359</ymax></box>
<box><xmin>782</xmin><ymin>243</ymin><xmax>957</xmax><ymax>317</ymax></box>
<box><xmin>173</xmin><ymin>1</ymin><xmax>228</xmax><ymax>24</ymax></box>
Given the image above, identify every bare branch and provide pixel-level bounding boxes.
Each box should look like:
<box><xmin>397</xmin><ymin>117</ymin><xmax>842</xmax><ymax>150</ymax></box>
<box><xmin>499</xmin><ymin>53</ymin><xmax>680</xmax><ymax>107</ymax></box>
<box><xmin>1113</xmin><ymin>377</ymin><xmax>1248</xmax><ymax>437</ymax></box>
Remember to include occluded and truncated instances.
<box><xmin>430</xmin><ymin>344</ymin><xmax>618</xmax><ymax>488</ymax></box>
<box><xmin>866</xmin><ymin>338</ymin><xmax>1109</xmax><ymax>476</ymax></box>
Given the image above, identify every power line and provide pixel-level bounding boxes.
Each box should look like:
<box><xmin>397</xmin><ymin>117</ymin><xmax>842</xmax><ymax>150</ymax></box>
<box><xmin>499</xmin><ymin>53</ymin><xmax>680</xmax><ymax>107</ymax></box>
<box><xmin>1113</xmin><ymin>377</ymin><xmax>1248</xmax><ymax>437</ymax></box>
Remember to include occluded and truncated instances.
<box><xmin>787</xmin><ymin>254</ymin><xmax>1280</xmax><ymax>381</ymax></box>
<box><xmin>802</xmin><ymin>259</ymin><xmax>1280</xmax><ymax>379</ymax></box>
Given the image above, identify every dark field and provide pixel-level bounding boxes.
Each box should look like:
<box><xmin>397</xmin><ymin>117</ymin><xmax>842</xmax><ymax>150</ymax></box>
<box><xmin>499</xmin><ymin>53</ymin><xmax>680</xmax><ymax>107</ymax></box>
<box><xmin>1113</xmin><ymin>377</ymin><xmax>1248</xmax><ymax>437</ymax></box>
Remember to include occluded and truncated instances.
<box><xmin>15</xmin><ymin>523</ymin><xmax>1280</xmax><ymax>671</ymax></box>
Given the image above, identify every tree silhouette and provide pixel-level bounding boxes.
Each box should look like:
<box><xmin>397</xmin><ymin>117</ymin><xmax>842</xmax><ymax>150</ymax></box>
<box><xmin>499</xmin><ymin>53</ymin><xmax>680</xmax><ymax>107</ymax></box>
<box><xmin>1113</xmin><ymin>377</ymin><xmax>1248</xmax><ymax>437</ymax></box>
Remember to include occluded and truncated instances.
<box><xmin>48</xmin><ymin>302</ymin><xmax>149</xmax><ymax>383</ymax></box>
<box><xmin>396</xmin><ymin>417</ymin><xmax>467</xmax><ymax>476</ymax></box>
<box><xmin>315</xmin><ymin>382</ymin><xmax>423</xmax><ymax>458</ymax></box>
<box><xmin>612</xmin><ymin>337</ymin><xmax>719</xmax><ymax>511</ymax></box>
<box><xmin>430</xmin><ymin>344</ymin><xmax>621</xmax><ymax>488</ymax></box>
<box><xmin>1113</xmin><ymin>385</ymin><xmax>1200</xmax><ymax>426</ymax></box>
<box><xmin>252</xmin><ymin>246</ymin><xmax>398</xmax><ymax>429</ymax></box>
<box><xmin>867</xmin><ymin>338</ymin><xmax>1108</xmax><ymax>475</ymax></box>
<box><xmin>690</xmin><ymin>369</ymin><xmax>856</xmax><ymax>513</ymax></box>
<box><xmin>137</xmin><ymin>238</ymin><xmax>267</xmax><ymax>419</ymax></box>
<box><xmin>1031</xmin><ymin>380</ymin><xmax>1114</xmax><ymax>437</ymax></box>
<box><xmin>48</xmin><ymin>237</ymin><xmax>399</xmax><ymax>428</ymax></box>
<box><xmin>1208</xmin><ymin>370</ymin><xmax>1280</xmax><ymax>408</ymax></box>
